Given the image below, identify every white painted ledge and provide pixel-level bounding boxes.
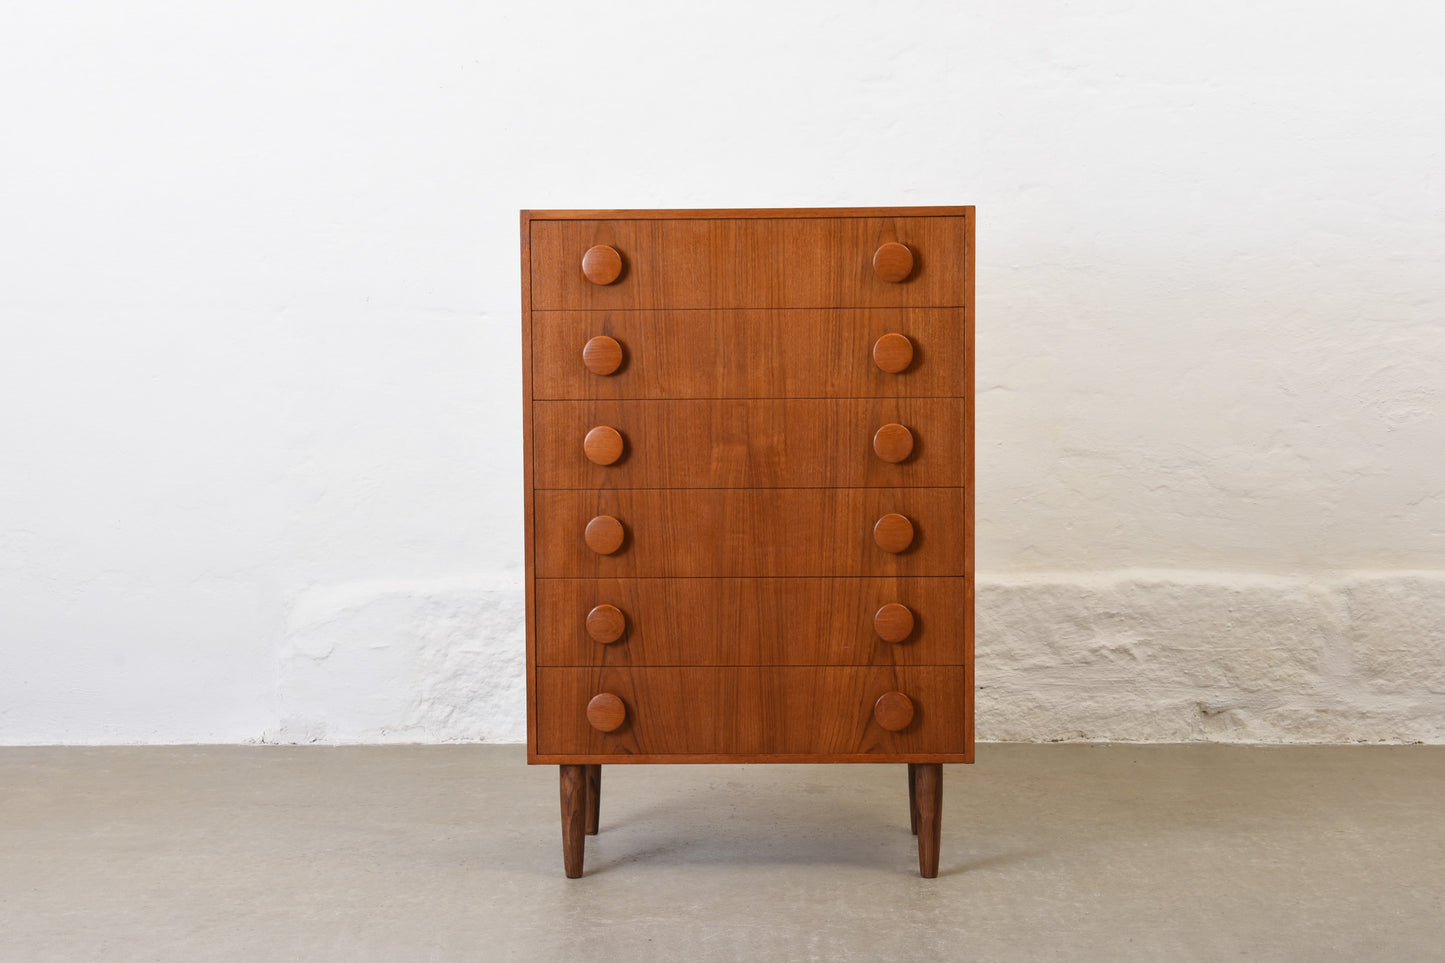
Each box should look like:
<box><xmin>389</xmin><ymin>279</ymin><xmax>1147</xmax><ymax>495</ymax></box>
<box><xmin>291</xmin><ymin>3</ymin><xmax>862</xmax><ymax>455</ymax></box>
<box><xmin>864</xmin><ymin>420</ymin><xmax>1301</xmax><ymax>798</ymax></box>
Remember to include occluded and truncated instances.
<box><xmin>266</xmin><ymin>571</ymin><xmax>1445</xmax><ymax>746</ymax></box>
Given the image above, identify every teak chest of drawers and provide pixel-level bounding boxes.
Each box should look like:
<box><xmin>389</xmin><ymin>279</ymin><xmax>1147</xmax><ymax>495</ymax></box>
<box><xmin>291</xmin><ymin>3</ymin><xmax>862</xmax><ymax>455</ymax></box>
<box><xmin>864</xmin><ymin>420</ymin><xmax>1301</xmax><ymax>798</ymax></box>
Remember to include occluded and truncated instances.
<box><xmin>521</xmin><ymin>206</ymin><xmax>974</xmax><ymax>877</ymax></box>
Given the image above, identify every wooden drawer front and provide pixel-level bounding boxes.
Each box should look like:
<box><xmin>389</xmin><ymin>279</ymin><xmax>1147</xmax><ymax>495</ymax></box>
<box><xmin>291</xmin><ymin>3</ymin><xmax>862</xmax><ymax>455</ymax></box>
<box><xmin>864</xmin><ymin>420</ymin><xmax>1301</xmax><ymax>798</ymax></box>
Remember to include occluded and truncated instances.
<box><xmin>536</xmin><ymin>577</ymin><xmax>967</xmax><ymax>667</ymax></box>
<box><xmin>537</xmin><ymin>666</ymin><xmax>969</xmax><ymax>756</ymax></box>
<box><xmin>530</xmin><ymin>217</ymin><xmax>967</xmax><ymax>310</ymax></box>
<box><xmin>533</xmin><ymin>399</ymin><xmax>966</xmax><ymax>489</ymax></box>
<box><xmin>535</xmin><ymin>488</ymin><xmax>967</xmax><ymax>578</ymax></box>
<box><xmin>532</xmin><ymin>308</ymin><xmax>966</xmax><ymax>400</ymax></box>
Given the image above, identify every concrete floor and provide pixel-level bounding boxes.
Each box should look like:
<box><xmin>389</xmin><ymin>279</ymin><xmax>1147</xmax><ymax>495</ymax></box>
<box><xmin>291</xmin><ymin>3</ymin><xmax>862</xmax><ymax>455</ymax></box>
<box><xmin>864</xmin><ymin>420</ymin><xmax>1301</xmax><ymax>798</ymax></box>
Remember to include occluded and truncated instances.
<box><xmin>2</xmin><ymin>746</ymin><xmax>1443</xmax><ymax>962</ymax></box>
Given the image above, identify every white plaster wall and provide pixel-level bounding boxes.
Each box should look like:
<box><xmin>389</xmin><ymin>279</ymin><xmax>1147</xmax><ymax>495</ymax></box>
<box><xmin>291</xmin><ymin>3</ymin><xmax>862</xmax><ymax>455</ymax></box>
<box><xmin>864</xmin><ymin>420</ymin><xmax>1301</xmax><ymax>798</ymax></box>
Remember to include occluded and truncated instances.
<box><xmin>1</xmin><ymin>2</ymin><xmax>1442</xmax><ymax>744</ymax></box>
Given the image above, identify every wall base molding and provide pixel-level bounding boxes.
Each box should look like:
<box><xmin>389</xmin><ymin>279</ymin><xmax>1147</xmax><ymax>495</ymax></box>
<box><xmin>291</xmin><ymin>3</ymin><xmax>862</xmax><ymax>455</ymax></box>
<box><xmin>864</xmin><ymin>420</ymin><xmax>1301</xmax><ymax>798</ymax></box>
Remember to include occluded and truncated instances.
<box><xmin>264</xmin><ymin>570</ymin><xmax>1445</xmax><ymax>746</ymax></box>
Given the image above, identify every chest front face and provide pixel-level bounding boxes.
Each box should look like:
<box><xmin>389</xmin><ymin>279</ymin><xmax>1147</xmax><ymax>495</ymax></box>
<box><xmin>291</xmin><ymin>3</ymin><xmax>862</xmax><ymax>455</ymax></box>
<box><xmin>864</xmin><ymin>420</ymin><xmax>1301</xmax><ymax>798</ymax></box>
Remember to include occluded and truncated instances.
<box><xmin>520</xmin><ymin>207</ymin><xmax>974</xmax><ymax>766</ymax></box>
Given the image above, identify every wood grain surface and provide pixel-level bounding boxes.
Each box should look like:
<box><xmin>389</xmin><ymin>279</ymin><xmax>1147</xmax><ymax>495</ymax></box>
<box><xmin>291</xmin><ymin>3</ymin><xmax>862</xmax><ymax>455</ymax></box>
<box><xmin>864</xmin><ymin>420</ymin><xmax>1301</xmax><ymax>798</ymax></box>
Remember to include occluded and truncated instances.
<box><xmin>559</xmin><ymin>765</ymin><xmax>586</xmax><ymax>877</ymax></box>
<box><xmin>529</xmin><ymin>217</ymin><xmax>967</xmax><ymax>310</ymax></box>
<box><xmin>907</xmin><ymin>763</ymin><xmax>920</xmax><ymax>834</ymax></box>
<box><xmin>584</xmin><ymin>764</ymin><xmax>601</xmax><ymax>835</ymax></box>
<box><xmin>871</xmin><ymin>332</ymin><xmax>915</xmax><ymax>374</ymax></box>
<box><xmin>535</xmin><ymin>488</ymin><xmax>966</xmax><ymax>578</ymax></box>
<box><xmin>535</xmin><ymin>577</ymin><xmax>966</xmax><ymax>666</ymax></box>
<box><xmin>537</xmin><ymin>666</ymin><xmax>968</xmax><ymax>756</ymax></box>
<box><xmin>533</xmin><ymin>399</ymin><xmax>965</xmax><ymax>488</ymax></box>
<box><xmin>532</xmin><ymin>308</ymin><xmax>966</xmax><ymax>400</ymax></box>
<box><xmin>580</xmin><ymin>334</ymin><xmax>623</xmax><ymax>375</ymax></box>
<box><xmin>872</xmin><ymin>242</ymin><xmax>914</xmax><ymax>283</ymax></box>
<box><xmin>521</xmin><ymin>213</ymin><xmax>538</xmax><ymax>760</ymax></box>
<box><xmin>583</xmin><ymin>603</ymin><xmax>626</xmax><ymax>644</ymax></box>
<box><xmin>585</xmin><ymin>692</ymin><xmax>627</xmax><ymax>732</ymax></box>
<box><xmin>871</xmin><ymin>422</ymin><xmax>915</xmax><ymax>464</ymax></box>
<box><xmin>580</xmin><ymin>244</ymin><xmax>622</xmax><ymax>285</ymax></box>
<box><xmin>580</xmin><ymin>425</ymin><xmax>625</xmax><ymax>466</ymax></box>
<box><xmin>522</xmin><ymin>207</ymin><xmax>974</xmax><ymax>777</ymax></box>
<box><xmin>872</xmin><ymin>512</ymin><xmax>915</xmax><ymax>554</ymax></box>
<box><xmin>914</xmin><ymin>763</ymin><xmax>943</xmax><ymax>877</ymax></box>
<box><xmin>872</xmin><ymin>602</ymin><xmax>916</xmax><ymax>645</ymax></box>
<box><xmin>582</xmin><ymin>514</ymin><xmax>624</xmax><ymax>555</ymax></box>
<box><xmin>873</xmin><ymin>690</ymin><xmax>915</xmax><ymax>731</ymax></box>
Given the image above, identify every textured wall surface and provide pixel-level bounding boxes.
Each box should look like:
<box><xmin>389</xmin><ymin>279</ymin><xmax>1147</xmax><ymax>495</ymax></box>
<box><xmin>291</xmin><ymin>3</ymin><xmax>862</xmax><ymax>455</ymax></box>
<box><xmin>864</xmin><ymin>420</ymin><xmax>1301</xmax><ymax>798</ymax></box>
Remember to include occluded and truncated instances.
<box><xmin>2</xmin><ymin>2</ymin><xmax>1442</xmax><ymax>744</ymax></box>
<box><xmin>980</xmin><ymin>573</ymin><xmax>1445</xmax><ymax>743</ymax></box>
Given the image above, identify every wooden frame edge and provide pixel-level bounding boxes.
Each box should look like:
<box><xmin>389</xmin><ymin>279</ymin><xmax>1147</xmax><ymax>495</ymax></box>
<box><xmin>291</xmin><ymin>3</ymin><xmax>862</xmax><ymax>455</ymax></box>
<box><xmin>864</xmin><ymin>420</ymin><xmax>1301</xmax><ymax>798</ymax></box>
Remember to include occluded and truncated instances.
<box><xmin>523</xmin><ymin>205</ymin><xmax>974</xmax><ymax>221</ymax></box>
<box><xmin>521</xmin><ymin>210</ymin><xmax>539</xmax><ymax>764</ymax></box>
<box><xmin>964</xmin><ymin>206</ymin><xmax>976</xmax><ymax>760</ymax></box>
<box><xmin>531</xmin><ymin>753</ymin><xmax>973</xmax><ymax>765</ymax></box>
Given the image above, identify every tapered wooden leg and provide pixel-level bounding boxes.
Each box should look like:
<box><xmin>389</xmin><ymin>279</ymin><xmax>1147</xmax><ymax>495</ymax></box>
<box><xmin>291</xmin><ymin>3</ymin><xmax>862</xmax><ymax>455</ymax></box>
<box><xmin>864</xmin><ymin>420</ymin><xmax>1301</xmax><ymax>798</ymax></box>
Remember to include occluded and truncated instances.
<box><xmin>915</xmin><ymin>763</ymin><xmax>942</xmax><ymax>878</ymax></box>
<box><xmin>560</xmin><ymin>765</ymin><xmax>587</xmax><ymax>878</ymax></box>
<box><xmin>907</xmin><ymin>763</ymin><xmax>920</xmax><ymax>835</ymax></box>
<box><xmin>584</xmin><ymin>764</ymin><xmax>602</xmax><ymax>835</ymax></box>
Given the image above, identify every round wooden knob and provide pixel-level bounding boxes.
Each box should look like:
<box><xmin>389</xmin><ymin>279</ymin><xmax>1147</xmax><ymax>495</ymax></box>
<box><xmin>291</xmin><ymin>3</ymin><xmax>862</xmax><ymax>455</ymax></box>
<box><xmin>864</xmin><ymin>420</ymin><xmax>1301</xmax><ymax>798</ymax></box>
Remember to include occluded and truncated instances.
<box><xmin>873</xmin><ymin>513</ymin><xmax>914</xmax><ymax>553</ymax></box>
<box><xmin>584</xmin><ymin>515</ymin><xmax>625</xmax><ymax>555</ymax></box>
<box><xmin>586</xmin><ymin>693</ymin><xmax>627</xmax><ymax>732</ymax></box>
<box><xmin>872</xmin><ymin>423</ymin><xmax>914</xmax><ymax>463</ymax></box>
<box><xmin>872</xmin><ymin>333</ymin><xmax>914</xmax><ymax>373</ymax></box>
<box><xmin>581</xmin><ymin>244</ymin><xmax>622</xmax><ymax>285</ymax></box>
<box><xmin>581</xmin><ymin>335</ymin><xmax>623</xmax><ymax>375</ymax></box>
<box><xmin>874</xmin><ymin>603</ymin><xmax>915</xmax><ymax>643</ymax></box>
<box><xmin>874</xmin><ymin>691</ymin><xmax>915</xmax><ymax>731</ymax></box>
<box><xmin>873</xmin><ymin>242</ymin><xmax>914</xmax><ymax>283</ymax></box>
<box><xmin>585</xmin><ymin>604</ymin><xmax>626</xmax><ymax>644</ymax></box>
<box><xmin>583</xmin><ymin>426</ymin><xmax>624</xmax><ymax>466</ymax></box>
